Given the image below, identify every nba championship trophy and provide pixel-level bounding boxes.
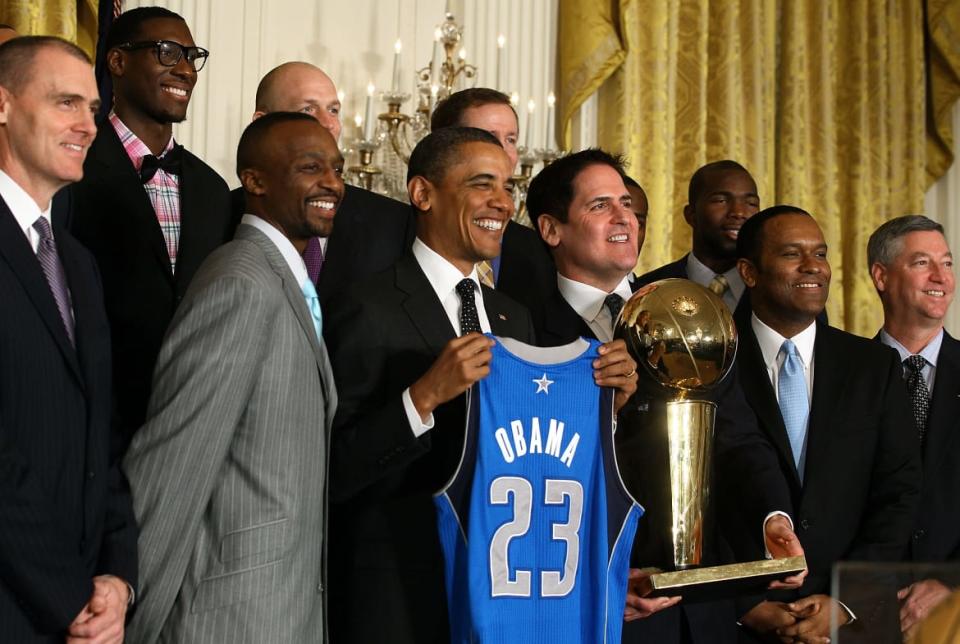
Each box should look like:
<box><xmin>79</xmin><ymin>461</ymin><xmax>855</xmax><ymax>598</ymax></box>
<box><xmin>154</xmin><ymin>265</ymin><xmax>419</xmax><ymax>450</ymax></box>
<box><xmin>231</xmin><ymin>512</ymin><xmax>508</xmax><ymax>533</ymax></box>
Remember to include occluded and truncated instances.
<box><xmin>615</xmin><ymin>278</ymin><xmax>805</xmax><ymax>599</ymax></box>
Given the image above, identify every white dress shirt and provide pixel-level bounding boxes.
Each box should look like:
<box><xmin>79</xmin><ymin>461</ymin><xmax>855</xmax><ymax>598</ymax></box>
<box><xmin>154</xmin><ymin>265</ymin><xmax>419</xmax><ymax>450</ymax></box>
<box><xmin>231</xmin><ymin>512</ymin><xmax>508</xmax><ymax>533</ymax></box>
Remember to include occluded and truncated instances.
<box><xmin>686</xmin><ymin>252</ymin><xmax>745</xmax><ymax>313</ymax></box>
<box><xmin>0</xmin><ymin>169</ymin><xmax>51</xmax><ymax>253</ymax></box>
<box><xmin>240</xmin><ymin>214</ymin><xmax>310</xmax><ymax>287</ymax></box>
<box><xmin>557</xmin><ymin>273</ymin><xmax>633</xmax><ymax>342</ymax></box>
<box><xmin>751</xmin><ymin>314</ymin><xmax>816</xmax><ymax>408</ymax></box>
<box><xmin>403</xmin><ymin>239</ymin><xmax>492</xmax><ymax>436</ymax></box>
<box><xmin>880</xmin><ymin>327</ymin><xmax>942</xmax><ymax>392</ymax></box>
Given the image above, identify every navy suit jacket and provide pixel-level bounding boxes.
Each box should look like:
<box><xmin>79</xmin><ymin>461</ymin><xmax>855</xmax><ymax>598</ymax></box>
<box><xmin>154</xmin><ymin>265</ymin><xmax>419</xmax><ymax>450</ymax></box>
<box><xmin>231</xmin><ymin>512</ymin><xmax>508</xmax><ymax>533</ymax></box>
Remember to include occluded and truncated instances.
<box><xmin>0</xmin><ymin>197</ymin><xmax>138</xmax><ymax>641</ymax></box>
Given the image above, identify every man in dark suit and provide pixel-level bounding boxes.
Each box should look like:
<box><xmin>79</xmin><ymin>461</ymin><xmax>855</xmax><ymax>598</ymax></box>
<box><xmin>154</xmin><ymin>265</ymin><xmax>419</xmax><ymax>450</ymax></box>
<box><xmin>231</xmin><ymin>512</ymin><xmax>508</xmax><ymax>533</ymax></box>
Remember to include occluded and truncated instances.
<box><xmin>67</xmin><ymin>6</ymin><xmax>233</xmax><ymax>451</ymax></box>
<box><xmin>231</xmin><ymin>61</ymin><xmax>415</xmax><ymax>303</ymax></box>
<box><xmin>0</xmin><ymin>36</ymin><xmax>138</xmax><ymax>643</ymax></box>
<box><xmin>734</xmin><ymin>206</ymin><xmax>921</xmax><ymax>642</ymax></box>
<box><xmin>636</xmin><ymin>160</ymin><xmax>760</xmax><ymax>323</ymax></box>
<box><xmin>324</xmin><ymin>127</ymin><xmax>638</xmax><ymax>643</ymax></box>
<box><xmin>431</xmin><ymin>87</ymin><xmax>556</xmax><ymax>302</ymax></box>
<box><xmin>867</xmin><ymin>215</ymin><xmax>960</xmax><ymax>639</ymax></box>
<box><xmin>526</xmin><ymin>150</ymin><xmax>803</xmax><ymax>644</ymax></box>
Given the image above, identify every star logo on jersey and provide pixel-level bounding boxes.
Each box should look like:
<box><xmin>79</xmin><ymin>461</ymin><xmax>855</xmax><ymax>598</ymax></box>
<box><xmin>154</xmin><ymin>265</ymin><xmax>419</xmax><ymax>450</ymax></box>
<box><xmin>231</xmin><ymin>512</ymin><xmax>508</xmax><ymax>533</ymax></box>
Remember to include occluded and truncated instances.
<box><xmin>533</xmin><ymin>373</ymin><xmax>554</xmax><ymax>394</ymax></box>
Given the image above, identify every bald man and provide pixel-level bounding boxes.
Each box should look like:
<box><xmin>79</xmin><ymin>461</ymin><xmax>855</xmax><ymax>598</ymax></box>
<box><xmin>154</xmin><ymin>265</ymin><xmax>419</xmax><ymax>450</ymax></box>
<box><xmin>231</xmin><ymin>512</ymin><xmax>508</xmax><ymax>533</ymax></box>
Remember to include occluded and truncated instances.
<box><xmin>231</xmin><ymin>62</ymin><xmax>415</xmax><ymax>303</ymax></box>
<box><xmin>0</xmin><ymin>24</ymin><xmax>18</xmax><ymax>45</ymax></box>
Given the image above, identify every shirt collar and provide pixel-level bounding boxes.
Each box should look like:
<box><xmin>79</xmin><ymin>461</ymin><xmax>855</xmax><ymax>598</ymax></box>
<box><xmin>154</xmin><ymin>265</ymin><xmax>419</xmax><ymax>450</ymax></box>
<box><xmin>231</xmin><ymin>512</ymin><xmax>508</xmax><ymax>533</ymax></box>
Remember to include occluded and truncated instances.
<box><xmin>412</xmin><ymin>238</ymin><xmax>481</xmax><ymax>303</ymax></box>
<box><xmin>0</xmin><ymin>169</ymin><xmax>51</xmax><ymax>238</ymax></box>
<box><xmin>879</xmin><ymin>327</ymin><xmax>943</xmax><ymax>367</ymax></box>
<box><xmin>686</xmin><ymin>252</ymin><xmax>745</xmax><ymax>300</ymax></box>
<box><xmin>557</xmin><ymin>272</ymin><xmax>632</xmax><ymax>323</ymax></box>
<box><xmin>240</xmin><ymin>214</ymin><xmax>310</xmax><ymax>288</ymax></box>
<box><xmin>109</xmin><ymin>110</ymin><xmax>175</xmax><ymax>172</ymax></box>
<box><xmin>751</xmin><ymin>312</ymin><xmax>817</xmax><ymax>369</ymax></box>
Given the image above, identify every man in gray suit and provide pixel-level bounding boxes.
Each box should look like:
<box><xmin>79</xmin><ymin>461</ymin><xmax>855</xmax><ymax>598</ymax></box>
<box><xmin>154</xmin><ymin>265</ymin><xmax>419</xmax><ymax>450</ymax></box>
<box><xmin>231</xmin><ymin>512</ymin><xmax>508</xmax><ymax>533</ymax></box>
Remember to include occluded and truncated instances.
<box><xmin>124</xmin><ymin>112</ymin><xmax>341</xmax><ymax>643</ymax></box>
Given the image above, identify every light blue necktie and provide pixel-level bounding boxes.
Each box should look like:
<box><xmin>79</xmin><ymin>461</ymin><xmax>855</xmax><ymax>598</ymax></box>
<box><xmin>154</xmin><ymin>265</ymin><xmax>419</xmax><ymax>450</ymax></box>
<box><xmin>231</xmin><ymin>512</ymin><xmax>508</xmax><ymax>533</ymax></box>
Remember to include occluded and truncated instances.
<box><xmin>301</xmin><ymin>279</ymin><xmax>322</xmax><ymax>340</ymax></box>
<box><xmin>777</xmin><ymin>339</ymin><xmax>809</xmax><ymax>480</ymax></box>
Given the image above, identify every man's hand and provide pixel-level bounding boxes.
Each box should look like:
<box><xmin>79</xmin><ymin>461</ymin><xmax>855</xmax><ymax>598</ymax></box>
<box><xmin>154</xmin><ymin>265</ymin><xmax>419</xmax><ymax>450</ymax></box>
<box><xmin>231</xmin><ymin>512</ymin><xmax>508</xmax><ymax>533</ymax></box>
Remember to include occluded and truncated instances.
<box><xmin>594</xmin><ymin>339</ymin><xmax>638</xmax><ymax>413</ymax></box>
<box><xmin>67</xmin><ymin>575</ymin><xmax>130</xmax><ymax>644</ymax></box>
<box><xmin>740</xmin><ymin>600</ymin><xmax>797</xmax><ymax>640</ymax></box>
<box><xmin>623</xmin><ymin>569</ymin><xmax>681</xmax><ymax>622</ymax></box>
<box><xmin>776</xmin><ymin>594</ymin><xmax>847</xmax><ymax>644</ymax></box>
<box><xmin>409</xmin><ymin>333</ymin><xmax>495</xmax><ymax>420</ymax></box>
<box><xmin>764</xmin><ymin>514</ymin><xmax>808</xmax><ymax>590</ymax></box>
<box><xmin>898</xmin><ymin>578</ymin><xmax>952</xmax><ymax>639</ymax></box>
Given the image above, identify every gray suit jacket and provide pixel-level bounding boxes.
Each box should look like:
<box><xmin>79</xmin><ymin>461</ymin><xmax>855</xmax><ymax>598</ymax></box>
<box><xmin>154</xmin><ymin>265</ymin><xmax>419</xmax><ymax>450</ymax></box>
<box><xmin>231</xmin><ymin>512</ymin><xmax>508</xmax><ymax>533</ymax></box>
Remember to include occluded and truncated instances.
<box><xmin>124</xmin><ymin>224</ymin><xmax>337</xmax><ymax>643</ymax></box>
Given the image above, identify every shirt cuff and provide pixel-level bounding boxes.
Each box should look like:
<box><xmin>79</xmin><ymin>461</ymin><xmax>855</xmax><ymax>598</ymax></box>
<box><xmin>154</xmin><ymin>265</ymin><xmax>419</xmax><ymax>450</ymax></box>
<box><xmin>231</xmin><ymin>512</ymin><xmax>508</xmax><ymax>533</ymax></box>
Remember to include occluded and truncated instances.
<box><xmin>837</xmin><ymin>599</ymin><xmax>857</xmax><ymax>624</ymax></box>
<box><xmin>403</xmin><ymin>388</ymin><xmax>435</xmax><ymax>437</ymax></box>
<box><xmin>762</xmin><ymin>511</ymin><xmax>794</xmax><ymax>559</ymax></box>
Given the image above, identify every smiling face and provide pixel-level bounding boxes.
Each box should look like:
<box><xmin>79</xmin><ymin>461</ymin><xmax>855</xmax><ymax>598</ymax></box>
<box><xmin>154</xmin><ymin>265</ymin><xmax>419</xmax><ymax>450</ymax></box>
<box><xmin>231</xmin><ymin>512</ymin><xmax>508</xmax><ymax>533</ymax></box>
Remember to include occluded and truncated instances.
<box><xmin>739</xmin><ymin>213</ymin><xmax>830</xmax><ymax>336</ymax></box>
<box><xmin>872</xmin><ymin>230</ymin><xmax>954</xmax><ymax>330</ymax></box>
<box><xmin>110</xmin><ymin>17</ymin><xmax>199</xmax><ymax>125</ymax></box>
<box><xmin>0</xmin><ymin>46</ymin><xmax>99</xmax><ymax>208</ymax></box>
<box><xmin>248</xmin><ymin>120</ymin><xmax>344</xmax><ymax>248</ymax></box>
<box><xmin>685</xmin><ymin>168</ymin><xmax>759</xmax><ymax>270</ymax></box>
<box><xmin>459</xmin><ymin>103</ymin><xmax>519</xmax><ymax>171</ymax></box>
<box><xmin>411</xmin><ymin>140</ymin><xmax>514</xmax><ymax>275</ymax></box>
<box><xmin>540</xmin><ymin>163</ymin><xmax>638</xmax><ymax>292</ymax></box>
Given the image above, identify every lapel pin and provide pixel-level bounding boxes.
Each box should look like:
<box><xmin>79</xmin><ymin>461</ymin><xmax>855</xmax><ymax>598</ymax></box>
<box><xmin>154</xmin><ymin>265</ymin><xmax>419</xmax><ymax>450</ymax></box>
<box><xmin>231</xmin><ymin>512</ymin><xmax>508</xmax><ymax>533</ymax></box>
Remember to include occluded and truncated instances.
<box><xmin>498</xmin><ymin>313</ymin><xmax>507</xmax><ymax>321</ymax></box>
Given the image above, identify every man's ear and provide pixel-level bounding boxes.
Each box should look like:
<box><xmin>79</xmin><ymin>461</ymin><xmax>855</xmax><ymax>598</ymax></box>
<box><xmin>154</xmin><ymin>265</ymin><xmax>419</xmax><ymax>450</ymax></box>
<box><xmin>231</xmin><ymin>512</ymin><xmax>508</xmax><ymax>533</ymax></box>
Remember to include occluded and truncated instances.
<box><xmin>537</xmin><ymin>214</ymin><xmax>562</xmax><ymax>249</ymax></box>
<box><xmin>682</xmin><ymin>203</ymin><xmax>695</xmax><ymax>227</ymax></box>
<box><xmin>870</xmin><ymin>262</ymin><xmax>887</xmax><ymax>293</ymax></box>
<box><xmin>252</xmin><ymin>110</ymin><xmax>266</xmax><ymax>121</ymax></box>
<box><xmin>0</xmin><ymin>86</ymin><xmax>11</xmax><ymax>125</ymax></box>
<box><xmin>106</xmin><ymin>49</ymin><xmax>125</xmax><ymax>78</ymax></box>
<box><xmin>408</xmin><ymin>176</ymin><xmax>433</xmax><ymax>213</ymax></box>
<box><xmin>239</xmin><ymin>168</ymin><xmax>266</xmax><ymax>196</ymax></box>
<box><xmin>738</xmin><ymin>257</ymin><xmax>758</xmax><ymax>288</ymax></box>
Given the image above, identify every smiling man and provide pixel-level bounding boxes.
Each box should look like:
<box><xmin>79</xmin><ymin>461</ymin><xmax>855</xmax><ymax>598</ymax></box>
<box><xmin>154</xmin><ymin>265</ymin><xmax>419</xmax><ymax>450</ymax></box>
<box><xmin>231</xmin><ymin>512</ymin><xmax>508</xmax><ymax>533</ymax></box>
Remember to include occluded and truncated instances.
<box><xmin>868</xmin><ymin>215</ymin><xmax>960</xmax><ymax>640</ymax></box>
<box><xmin>124</xmin><ymin>112</ymin><xmax>341</xmax><ymax>643</ymax></box>
<box><xmin>68</xmin><ymin>6</ymin><xmax>234</xmax><ymax>454</ymax></box>
<box><xmin>734</xmin><ymin>206</ymin><xmax>921</xmax><ymax>643</ymax></box>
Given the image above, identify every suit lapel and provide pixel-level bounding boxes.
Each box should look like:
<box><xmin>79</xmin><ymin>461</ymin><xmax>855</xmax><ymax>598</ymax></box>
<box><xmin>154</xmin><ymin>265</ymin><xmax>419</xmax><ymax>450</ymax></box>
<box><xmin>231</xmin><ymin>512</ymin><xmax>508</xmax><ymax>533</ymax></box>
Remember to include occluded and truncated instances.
<box><xmin>88</xmin><ymin>126</ymin><xmax>173</xmax><ymax>282</ymax></box>
<box><xmin>924</xmin><ymin>332</ymin><xmax>960</xmax><ymax>475</ymax></box>
<box><xmin>738</xmin><ymin>323</ymin><xmax>802</xmax><ymax>489</ymax></box>
<box><xmin>396</xmin><ymin>253</ymin><xmax>457</xmax><ymax>354</ymax></box>
<box><xmin>0</xmin><ymin>201</ymin><xmax>83</xmax><ymax>383</ymax></box>
<box><xmin>541</xmin><ymin>289</ymin><xmax>596</xmax><ymax>343</ymax></box>
<box><xmin>804</xmin><ymin>324</ymin><xmax>845</xmax><ymax>487</ymax></box>
<box><xmin>483</xmin><ymin>285</ymin><xmax>530</xmax><ymax>339</ymax></box>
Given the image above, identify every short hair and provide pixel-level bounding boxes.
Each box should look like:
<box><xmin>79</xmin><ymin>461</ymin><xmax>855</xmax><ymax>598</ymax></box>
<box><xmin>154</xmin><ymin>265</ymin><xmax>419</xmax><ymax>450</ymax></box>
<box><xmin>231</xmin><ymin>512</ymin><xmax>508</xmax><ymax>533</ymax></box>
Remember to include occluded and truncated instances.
<box><xmin>236</xmin><ymin>111</ymin><xmax>318</xmax><ymax>180</ymax></box>
<box><xmin>0</xmin><ymin>36</ymin><xmax>90</xmax><ymax>94</ymax></box>
<box><xmin>431</xmin><ymin>87</ymin><xmax>517</xmax><ymax>130</ymax></box>
<box><xmin>687</xmin><ymin>159</ymin><xmax>752</xmax><ymax>206</ymax></box>
<box><xmin>406</xmin><ymin>126</ymin><xmax>501</xmax><ymax>185</ymax></box>
<box><xmin>867</xmin><ymin>215</ymin><xmax>945</xmax><ymax>268</ymax></box>
<box><xmin>623</xmin><ymin>175</ymin><xmax>641</xmax><ymax>190</ymax></box>
<box><xmin>736</xmin><ymin>204</ymin><xmax>812</xmax><ymax>265</ymax></box>
<box><xmin>525</xmin><ymin>148</ymin><xmax>628</xmax><ymax>230</ymax></box>
<box><xmin>0</xmin><ymin>24</ymin><xmax>15</xmax><ymax>31</ymax></box>
<box><xmin>105</xmin><ymin>6</ymin><xmax>185</xmax><ymax>52</ymax></box>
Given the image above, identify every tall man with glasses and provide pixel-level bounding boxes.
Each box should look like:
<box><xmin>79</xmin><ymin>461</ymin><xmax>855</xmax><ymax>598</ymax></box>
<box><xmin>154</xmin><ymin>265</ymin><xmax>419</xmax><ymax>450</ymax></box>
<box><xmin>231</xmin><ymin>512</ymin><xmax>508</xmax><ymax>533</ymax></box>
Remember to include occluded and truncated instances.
<box><xmin>68</xmin><ymin>6</ymin><xmax>233</xmax><ymax>453</ymax></box>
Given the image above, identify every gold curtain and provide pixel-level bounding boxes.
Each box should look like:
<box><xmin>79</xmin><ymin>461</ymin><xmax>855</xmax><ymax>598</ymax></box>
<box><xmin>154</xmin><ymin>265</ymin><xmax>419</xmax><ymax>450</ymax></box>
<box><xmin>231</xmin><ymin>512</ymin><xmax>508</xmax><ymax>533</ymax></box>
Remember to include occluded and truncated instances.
<box><xmin>0</xmin><ymin>0</ymin><xmax>99</xmax><ymax>57</ymax></box>
<box><xmin>557</xmin><ymin>0</ymin><xmax>943</xmax><ymax>337</ymax></box>
<box><xmin>926</xmin><ymin>0</ymin><xmax>960</xmax><ymax>183</ymax></box>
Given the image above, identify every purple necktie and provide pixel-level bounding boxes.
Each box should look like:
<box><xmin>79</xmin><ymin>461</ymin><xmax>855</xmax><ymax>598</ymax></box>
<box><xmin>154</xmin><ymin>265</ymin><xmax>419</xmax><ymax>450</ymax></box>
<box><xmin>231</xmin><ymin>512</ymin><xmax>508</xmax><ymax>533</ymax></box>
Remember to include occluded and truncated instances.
<box><xmin>303</xmin><ymin>237</ymin><xmax>324</xmax><ymax>285</ymax></box>
<box><xmin>32</xmin><ymin>217</ymin><xmax>75</xmax><ymax>346</ymax></box>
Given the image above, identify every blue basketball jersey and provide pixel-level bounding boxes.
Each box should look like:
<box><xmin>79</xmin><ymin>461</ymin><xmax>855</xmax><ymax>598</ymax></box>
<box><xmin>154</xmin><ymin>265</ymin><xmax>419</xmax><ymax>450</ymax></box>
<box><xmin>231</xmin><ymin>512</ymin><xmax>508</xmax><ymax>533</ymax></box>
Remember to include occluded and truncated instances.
<box><xmin>435</xmin><ymin>336</ymin><xmax>643</xmax><ymax>643</ymax></box>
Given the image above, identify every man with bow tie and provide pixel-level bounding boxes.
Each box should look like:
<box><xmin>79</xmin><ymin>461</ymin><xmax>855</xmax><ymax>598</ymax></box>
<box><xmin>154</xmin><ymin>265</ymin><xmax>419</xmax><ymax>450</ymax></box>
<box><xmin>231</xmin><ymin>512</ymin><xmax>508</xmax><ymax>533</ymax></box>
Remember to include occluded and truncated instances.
<box><xmin>67</xmin><ymin>6</ymin><xmax>234</xmax><ymax>453</ymax></box>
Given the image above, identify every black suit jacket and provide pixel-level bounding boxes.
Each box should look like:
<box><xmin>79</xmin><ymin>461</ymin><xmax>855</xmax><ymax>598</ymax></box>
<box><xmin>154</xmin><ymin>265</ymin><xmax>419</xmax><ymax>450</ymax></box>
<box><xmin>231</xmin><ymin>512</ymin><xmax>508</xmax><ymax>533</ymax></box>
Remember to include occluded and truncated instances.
<box><xmin>533</xmin><ymin>284</ymin><xmax>790</xmax><ymax>644</ymax></box>
<box><xmin>0</xmin><ymin>199</ymin><xmax>138</xmax><ymax>641</ymax></box>
<box><xmin>495</xmin><ymin>219</ymin><xmax>557</xmax><ymax>309</ymax></box>
<box><xmin>68</xmin><ymin>125</ymin><xmax>233</xmax><ymax>451</ymax></box>
<box><xmin>229</xmin><ymin>184</ymin><xmax>416</xmax><ymax>304</ymax></box>
<box><xmin>884</xmin><ymin>331</ymin><xmax>960</xmax><ymax>563</ymax></box>
<box><xmin>736</xmin><ymin>320</ymin><xmax>921</xmax><ymax>602</ymax></box>
<box><xmin>324</xmin><ymin>251</ymin><xmax>534</xmax><ymax>644</ymax></box>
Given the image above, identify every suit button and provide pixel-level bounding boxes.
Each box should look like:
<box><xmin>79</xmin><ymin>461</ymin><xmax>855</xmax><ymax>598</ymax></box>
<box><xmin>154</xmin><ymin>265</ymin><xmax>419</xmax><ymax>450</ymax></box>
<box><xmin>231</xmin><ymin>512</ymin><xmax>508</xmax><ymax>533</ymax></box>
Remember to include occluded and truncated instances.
<box><xmin>800</xmin><ymin>519</ymin><xmax>810</xmax><ymax>531</ymax></box>
<box><xmin>914</xmin><ymin>529</ymin><xmax>925</xmax><ymax>541</ymax></box>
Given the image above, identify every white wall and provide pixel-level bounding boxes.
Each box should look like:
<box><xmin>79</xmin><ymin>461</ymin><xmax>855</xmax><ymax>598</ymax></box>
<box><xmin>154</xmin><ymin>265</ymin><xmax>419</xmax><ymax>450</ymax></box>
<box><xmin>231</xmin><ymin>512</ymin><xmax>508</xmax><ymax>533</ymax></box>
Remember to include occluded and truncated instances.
<box><xmin>126</xmin><ymin>0</ymin><xmax>559</xmax><ymax>187</ymax></box>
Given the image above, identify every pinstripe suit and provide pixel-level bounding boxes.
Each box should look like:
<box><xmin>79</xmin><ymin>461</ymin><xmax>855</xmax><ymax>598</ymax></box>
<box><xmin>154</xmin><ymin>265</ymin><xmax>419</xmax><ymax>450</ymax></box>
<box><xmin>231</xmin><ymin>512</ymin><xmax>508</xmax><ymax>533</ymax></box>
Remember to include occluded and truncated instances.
<box><xmin>124</xmin><ymin>223</ymin><xmax>337</xmax><ymax>643</ymax></box>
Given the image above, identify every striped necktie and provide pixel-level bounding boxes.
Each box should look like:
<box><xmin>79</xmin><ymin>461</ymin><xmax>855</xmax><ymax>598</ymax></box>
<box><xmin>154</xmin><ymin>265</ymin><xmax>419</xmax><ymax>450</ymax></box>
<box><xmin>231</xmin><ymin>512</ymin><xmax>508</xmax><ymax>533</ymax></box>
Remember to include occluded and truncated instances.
<box><xmin>33</xmin><ymin>216</ymin><xmax>75</xmax><ymax>346</ymax></box>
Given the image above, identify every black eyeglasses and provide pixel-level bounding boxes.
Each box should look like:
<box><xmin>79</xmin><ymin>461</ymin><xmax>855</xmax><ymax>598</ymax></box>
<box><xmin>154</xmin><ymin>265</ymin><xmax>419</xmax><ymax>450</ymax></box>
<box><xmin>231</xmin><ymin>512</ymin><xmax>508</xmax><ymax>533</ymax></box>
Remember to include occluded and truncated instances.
<box><xmin>118</xmin><ymin>40</ymin><xmax>209</xmax><ymax>71</ymax></box>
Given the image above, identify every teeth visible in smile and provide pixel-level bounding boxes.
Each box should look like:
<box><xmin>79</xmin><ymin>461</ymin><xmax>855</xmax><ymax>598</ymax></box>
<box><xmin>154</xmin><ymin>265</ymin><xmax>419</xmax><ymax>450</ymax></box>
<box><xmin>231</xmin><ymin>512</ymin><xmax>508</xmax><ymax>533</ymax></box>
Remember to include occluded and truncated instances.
<box><xmin>63</xmin><ymin>143</ymin><xmax>83</xmax><ymax>152</ymax></box>
<box><xmin>795</xmin><ymin>283</ymin><xmax>819</xmax><ymax>288</ymax></box>
<box><xmin>924</xmin><ymin>290</ymin><xmax>945</xmax><ymax>297</ymax></box>
<box><xmin>308</xmin><ymin>200</ymin><xmax>335</xmax><ymax>209</ymax></box>
<box><xmin>474</xmin><ymin>219</ymin><xmax>502</xmax><ymax>231</ymax></box>
<box><xmin>608</xmin><ymin>234</ymin><xmax>628</xmax><ymax>242</ymax></box>
<box><xmin>163</xmin><ymin>86</ymin><xmax>188</xmax><ymax>97</ymax></box>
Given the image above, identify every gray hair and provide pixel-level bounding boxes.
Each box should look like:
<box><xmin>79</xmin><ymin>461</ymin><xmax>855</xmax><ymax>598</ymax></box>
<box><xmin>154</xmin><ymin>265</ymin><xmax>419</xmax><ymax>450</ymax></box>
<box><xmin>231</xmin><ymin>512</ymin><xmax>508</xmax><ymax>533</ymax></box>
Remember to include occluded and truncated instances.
<box><xmin>867</xmin><ymin>215</ymin><xmax>945</xmax><ymax>268</ymax></box>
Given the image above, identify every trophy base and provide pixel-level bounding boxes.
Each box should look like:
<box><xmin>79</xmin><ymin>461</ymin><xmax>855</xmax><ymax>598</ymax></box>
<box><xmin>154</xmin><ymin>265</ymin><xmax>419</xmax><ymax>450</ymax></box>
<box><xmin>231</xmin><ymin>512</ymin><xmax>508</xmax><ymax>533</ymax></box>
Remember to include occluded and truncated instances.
<box><xmin>636</xmin><ymin>556</ymin><xmax>807</xmax><ymax>603</ymax></box>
